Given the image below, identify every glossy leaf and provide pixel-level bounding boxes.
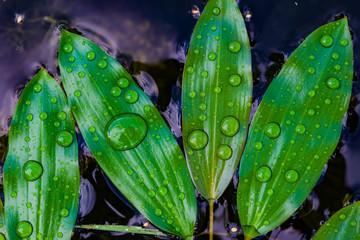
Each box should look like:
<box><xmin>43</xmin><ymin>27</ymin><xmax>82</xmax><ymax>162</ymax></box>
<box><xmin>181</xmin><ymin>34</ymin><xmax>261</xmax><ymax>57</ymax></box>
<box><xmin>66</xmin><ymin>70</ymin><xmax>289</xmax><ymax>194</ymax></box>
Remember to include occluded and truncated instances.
<box><xmin>4</xmin><ymin>69</ymin><xmax>80</xmax><ymax>239</ymax></box>
<box><xmin>58</xmin><ymin>30</ymin><xmax>197</xmax><ymax>239</ymax></box>
<box><xmin>237</xmin><ymin>18</ymin><xmax>353</xmax><ymax>238</ymax></box>
<box><xmin>76</xmin><ymin>225</ymin><xmax>168</xmax><ymax>236</ymax></box>
<box><xmin>313</xmin><ymin>201</ymin><xmax>360</xmax><ymax>240</ymax></box>
<box><xmin>0</xmin><ymin>200</ymin><xmax>9</xmax><ymax>239</ymax></box>
<box><xmin>182</xmin><ymin>0</ymin><xmax>252</xmax><ymax>201</ymax></box>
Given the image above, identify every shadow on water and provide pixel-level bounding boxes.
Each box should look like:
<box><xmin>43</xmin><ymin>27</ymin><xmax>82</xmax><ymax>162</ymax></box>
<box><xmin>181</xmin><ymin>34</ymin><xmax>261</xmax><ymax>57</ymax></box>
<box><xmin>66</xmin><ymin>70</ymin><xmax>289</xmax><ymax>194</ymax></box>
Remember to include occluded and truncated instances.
<box><xmin>1</xmin><ymin>0</ymin><xmax>360</xmax><ymax>239</ymax></box>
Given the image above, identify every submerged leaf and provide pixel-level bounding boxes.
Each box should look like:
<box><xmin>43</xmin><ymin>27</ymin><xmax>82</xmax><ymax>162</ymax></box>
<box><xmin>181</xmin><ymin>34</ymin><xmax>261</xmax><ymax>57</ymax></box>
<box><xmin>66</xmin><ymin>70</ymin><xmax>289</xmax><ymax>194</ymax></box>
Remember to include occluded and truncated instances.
<box><xmin>313</xmin><ymin>201</ymin><xmax>360</xmax><ymax>240</ymax></box>
<box><xmin>76</xmin><ymin>225</ymin><xmax>168</xmax><ymax>236</ymax></box>
<box><xmin>4</xmin><ymin>69</ymin><xmax>80</xmax><ymax>239</ymax></box>
<box><xmin>237</xmin><ymin>18</ymin><xmax>353</xmax><ymax>238</ymax></box>
<box><xmin>58</xmin><ymin>30</ymin><xmax>197</xmax><ymax>239</ymax></box>
<box><xmin>182</xmin><ymin>0</ymin><xmax>252</xmax><ymax>201</ymax></box>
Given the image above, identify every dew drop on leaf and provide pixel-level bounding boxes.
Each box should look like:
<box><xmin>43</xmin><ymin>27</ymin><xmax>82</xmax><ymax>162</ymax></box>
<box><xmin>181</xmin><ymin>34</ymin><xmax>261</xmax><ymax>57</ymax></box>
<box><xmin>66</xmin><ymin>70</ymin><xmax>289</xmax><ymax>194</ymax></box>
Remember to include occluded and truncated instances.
<box><xmin>285</xmin><ymin>169</ymin><xmax>299</xmax><ymax>183</ymax></box>
<box><xmin>111</xmin><ymin>87</ymin><xmax>122</xmax><ymax>97</ymax></box>
<box><xmin>326</xmin><ymin>77</ymin><xmax>340</xmax><ymax>89</ymax></box>
<box><xmin>39</xmin><ymin>112</ymin><xmax>48</xmax><ymax>121</ymax></box>
<box><xmin>208</xmin><ymin>52</ymin><xmax>217</xmax><ymax>61</ymax></box>
<box><xmin>104</xmin><ymin>113</ymin><xmax>147</xmax><ymax>151</ymax></box>
<box><xmin>295</xmin><ymin>124</ymin><xmax>306</xmax><ymax>135</ymax></box>
<box><xmin>124</xmin><ymin>90</ymin><xmax>139</xmax><ymax>103</ymax></box>
<box><xmin>254</xmin><ymin>142</ymin><xmax>263</xmax><ymax>150</ymax></box>
<box><xmin>147</xmin><ymin>189</ymin><xmax>156</xmax><ymax>198</ymax></box>
<box><xmin>50</xmin><ymin>97</ymin><xmax>57</xmax><ymax>104</ymax></box>
<box><xmin>212</xmin><ymin>7</ymin><xmax>220</xmax><ymax>15</ymax></box>
<box><xmin>154</xmin><ymin>208</ymin><xmax>162</xmax><ymax>216</ymax></box>
<box><xmin>264</xmin><ymin>122</ymin><xmax>281</xmax><ymax>138</ymax></box>
<box><xmin>57</xmin><ymin>111</ymin><xmax>67</xmax><ymax>121</ymax></box>
<box><xmin>307</xmin><ymin>67</ymin><xmax>316</xmax><ymax>75</ymax></box>
<box><xmin>56</xmin><ymin>131</ymin><xmax>74</xmax><ymax>147</ymax></box>
<box><xmin>220</xmin><ymin>116</ymin><xmax>239</xmax><ymax>137</ymax></box>
<box><xmin>256</xmin><ymin>166</ymin><xmax>272</xmax><ymax>183</ymax></box>
<box><xmin>23</xmin><ymin>160</ymin><xmax>43</xmax><ymax>181</ymax></box>
<box><xmin>340</xmin><ymin>39</ymin><xmax>348</xmax><ymax>47</ymax></box>
<box><xmin>228</xmin><ymin>74</ymin><xmax>242</xmax><ymax>87</ymax></box>
<box><xmin>320</xmin><ymin>35</ymin><xmax>333</xmax><ymax>48</ymax></box>
<box><xmin>60</xmin><ymin>208</ymin><xmax>69</xmax><ymax>218</ymax></box>
<box><xmin>178</xmin><ymin>192</ymin><xmax>185</xmax><ymax>200</ymax></box>
<box><xmin>159</xmin><ymin>186</ymin><xmax>168</xmax><ymax>196</ymax></box>
<box><xmin>117</xmin><ymin>78</ymin><xmax>129</xmax><ymax>88</ymax></box>
<box><xmin>187</xmin><ymin>130</ymin><xmax>208</xmax><ymax>150</ymax></box>
<box><xmin>97</xmin><ymin>60</ymin><xmax>107</xmax><ymax>69</ymax></box>
<box><xmin>74</xmin><ymin>90</ymin><xmax>82</xmax><ymax>97</ymax></box>
<box><xmin>16</xmin><ymin>221</ymin><xmax>33</xmax><ymax>238</ymax></box>
<box><xmin>86</xmin><ymin>51</ymin><xmax>96</xmax><ymax>61</ymax></box>
<box><xmin>217</xmin><ymin>145</ymin><xmax>232</xmax><ymax>160</ymax></box>
<box><xmin>33</xmin><ymin>84</ymin><xmax>42</xmax><ymax>93</ymax></box>
<box><xmin>228</xmin><ymin>41</ymin><xmax>241</xmax><ymax>53</ymax></box>
<box><xmin>26</xmin><ymin>113</ymin><xmax>33</xmax><ymax>121</ymax></box>
<box><xmin>63</xmin><ymin>43</ymin><xmax>73</xmax><ymax>53</ymax></box>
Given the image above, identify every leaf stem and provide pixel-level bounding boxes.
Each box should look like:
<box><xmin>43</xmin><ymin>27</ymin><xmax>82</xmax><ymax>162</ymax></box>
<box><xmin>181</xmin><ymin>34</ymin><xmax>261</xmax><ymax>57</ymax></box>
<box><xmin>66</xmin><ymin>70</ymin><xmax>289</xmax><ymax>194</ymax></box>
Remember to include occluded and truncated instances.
<box><xmin>209</xmin><ymin>199</ymin><xmax>214</xmax><ymax>240</ymax></box>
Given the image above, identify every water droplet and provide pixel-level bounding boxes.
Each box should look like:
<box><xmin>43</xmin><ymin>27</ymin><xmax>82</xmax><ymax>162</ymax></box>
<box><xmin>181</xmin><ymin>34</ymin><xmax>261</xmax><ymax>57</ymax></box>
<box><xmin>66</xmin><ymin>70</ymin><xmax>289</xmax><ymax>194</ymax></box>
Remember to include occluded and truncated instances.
<box><xmin>213</xmin><ymin>86</ymin><xmax>221</xmax><ymax>93</ymax></box>
<box><xmin>187</xmin><ymin>130</ymin><xmax>208</xmax><ymax>150</ymax></box>
<box><xmin>212</xmin><ymin>7</ymin><xmax>220</xmax><ymax>15</ymax></box>
<box><xmin>295</xmin><ymin>124</ymin><xmax>306</xmax><ymax>135</ymax></box>
<box><xmin>104</xmin><ymin>113</ymin><xmax>147</xmax><ymax>151</ymax></box>
<box><xmin>199</xmin><ymin>103</ymin><xmax>207</xmax><ymax>111</ymax></box>
<box><xmin>86</xmin><ymin>51</ymin><xmax>95</xmax><ymax>61</ymax></box>
<box><xmin>217</xmin><ymin>145</ymin><xmax>232</xmax><ymax>160</ymax></box>
<box><xmin>208</xmin><ymin>52</ymin><xmax>217</xmax><ymax>61</ymax></box>
<box><xmin>295</xmin><ymin>84</ymin><xmax>302</xmax><ymax>91</ymax></box>
<box><xmin>334</xmin><ymin>64</ymin><xmax>341</xmax><ymax>71</ymax></box>
<box><xmin>57</xmin><ymin>232</ymin><xmax>63</xmax><ymax>238</ymax></box>
<box><xmin>254</xmin><ymin>142</ymin><xmax>263</xmax><ymax>150</ymax></box>
<box><xmin>211</xmin><ymin>25</ymin><xmax>217</xmax><ymax>31</ymax></box>
<box><xmin>147</xmin><ymin>189</ymin><xmax>156</xmax><ymax>198</ymax></box>
<box><xmin>111</xmin><ymin>87</ymin><xmax>122</xmax><ymax>97</ymax></box>
<box><xmin>178</xmin><ymin>192</ymin><xmax>185</xmax><ymax>200</ymax></box>
<box><xmin>39</xmin><ymin>112</ymin><xmax>47</xmax><ymax>121</ymax></box>
<box><xmin>326</xmin><ymin>77</ymin><xmax>340</xmax><ymax>89</ymax></box>
<box><xmin>26</xmin><ymin>113</ymin><xmax>33</xmax><ymax>121</ymax></box>
<box><xmin>228</xmin><ymin>41</ymin><xmax>241</xmax><ymax>53</ymax></box>
<box><xmin>324</xmin><ymin>98</ymin><xmax>331</xmax><ymax>105</ymax></box>
<box><xmin>267</xmin><ymin>189</ymin><xmax>273</xmax><ymax>195</ymax></box>
<box><xmin>124</xmin><ymin>90</ymin><xmax>139</xmax><ymax>103</ymax></box>
<box><xmin>78</xmin><ymin>71</ymin><xmax>85</xmax><ymax>78</ymax></box>
<box><xmin>97</xmin><ymin>60</ymin><xmax>107</xmax><ymax>69</ymax></box>
<box><xmin>220</xmin><ymin>116</ymin><xmax>239</xmax><ymax>137</ymax></box>
<box><xmin>339</xmin><ymin>213</ymin><xmax>346</xmax><ymax>219</ymax></box>
<box><xmin>74</xmin><ymin>90</ymin><xmax>82</xmax><ymax>97</ymax></box>
<box><xmin>189</xmin><ymin>91</ymin><xmax>196</xmax><ymax>98</ymax></box>
<box><xmin>33</xmin><ymin>84</ymin><xmax>42</xmax><ymax>93</ymax></box>
<box><xmin>307</xmin><ymin>89</ymin><xmax>315</xmax><ymax>97</ymax></box>
<box><xmin>320</xmin><ymin>35</ymin><xmax>333</xmax><ymax>48</ymax></box>
<box><xmin>256</xmin><ymin>166</ymin><xmax>272</xmax><ymax>183</ymax></box>
<box><xmin>201</xmin><ymin>70</ymin><xmax>208</xmax><ymax>78</ymax></box>
<box><xmin>264</xmin><ymin>122</ymin><xmax>281</xmax><ymax>138</ymax></box>
<box><xmin>159</xmin><ymin>187</ymin><xmax>168</xmax><ymax>196</ymax></box>
<box><xmin>331</xmin><ymin>52</ymin><xmax>339</xmax><ymax>60</ymax></box>
<box><xmin>23</xmin><ymin>160</ymin><xmax>43</xmax><ymax>181</ymax></box>
<box><xmin>285</xmin><ymin>169</ymin><xmax>299</xmax><ymax>183</ymax></box>
<box><xmin>56</xmin><ymin>131</ymin><xmax>73</xmax><ymax>147</ymax></box>
<box><xmin>155</xmin><ymin>209</ymin><xmax>162</xmax><ymax>216</ymax></box>
<box><xmin>66</xmin><ymin>67</ymin><xmax>72</xmax><ymax>73</ymax></box>
<box><xmin>307</xmin><ymin>67</ymin><xmax>316</xmax><ymax>75</ymax></box>
<box><xmin>198</xmin><ymin>114</ymin><xmax>206</xmax><ymax>121</ymax></box>
<box><xmin>186</xmin><ymin>66</ymin><xmax>195</xmax><ymax>73</ymax></box>
<box><xmin>50</xmin><ymin>97</ymin><xmax>57</xmax><ymax>104</ymax></box>
<box><xmin>68</xmin><ymin>56</ymin><xmax>75</xmax><ymax>62</ymax></box>
<box><xmin>340</xmin><ymin>39</ymin><xmax>348</xmax><ymax>47</ymax></box>
<box><xmin>60</xmin><ymin>208</ymin><xmax>69</xmax><ymax>218</ymax></box>
<box><xmin>350</xmin><ymin>221</ymin><xmax>357</xmax><ymax>227</ymax></box>
<box><xmin>63</xmin><ymin>44</ymin><xmax>73</xmax><ymax>53</ymax></box>
<box><xmin>16</xmin><ymin>221</ymin><xmax>33</xmax><ymax>238</ymax></box>
<box><xmin>57</xmin><ymin>111</ymin><xmax>67</xmax><ymax>121</ymax></box>
<box><xmin>228</xmin><ymin>74</ymin><xmax>241</xmax><ymax>87</ymax></box>
<box><xmin>307</xmin><ymin>109</ymin><xmax>315</xmax><ymax>116</ymax></box>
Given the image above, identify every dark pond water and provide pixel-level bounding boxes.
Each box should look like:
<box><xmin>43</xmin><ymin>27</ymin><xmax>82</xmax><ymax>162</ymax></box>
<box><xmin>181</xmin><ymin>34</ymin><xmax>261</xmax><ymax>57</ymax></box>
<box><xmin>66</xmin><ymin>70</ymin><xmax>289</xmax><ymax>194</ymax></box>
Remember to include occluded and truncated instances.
<box><xmin>1</xmin><ymin>0</ymin><xmax>360</xmax><ymax>239</ymax></box>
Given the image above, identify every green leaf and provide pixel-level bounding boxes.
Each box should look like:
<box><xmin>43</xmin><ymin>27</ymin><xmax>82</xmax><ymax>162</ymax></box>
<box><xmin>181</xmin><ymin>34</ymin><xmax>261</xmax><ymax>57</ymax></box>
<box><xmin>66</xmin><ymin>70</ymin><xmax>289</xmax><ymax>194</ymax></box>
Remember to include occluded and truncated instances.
<box><xmin>237</xmin><ymin>18</ymin><xmax>353</xmax><ymax>239</ymax></box>
<box><xmin>0</xmin><ymin>200</ymin><xmax>9</xmax><ymax>239</ymax></box>
<box><xmin>58</xmin><ymin>30</ymin><xmax>197</xmax><ymax>239</ymax></box>
<box><xmin>182</xmin><ymin>0</ymin><xmax>252</xmax><ymax>201</ymax></box>
<box><xmin>312</xmin><ymin>201</ymin><xmax>360</xmax><ymax>240</ymax></box>
<box><xmin>75</xmin><ymin>225</ymin><xmax>168</xmax><ymax>236</ymax></box>
<box><xmin>4</xmin><ymin>68</ymin><xmax>80</xmax><ymax>239</ymax></box>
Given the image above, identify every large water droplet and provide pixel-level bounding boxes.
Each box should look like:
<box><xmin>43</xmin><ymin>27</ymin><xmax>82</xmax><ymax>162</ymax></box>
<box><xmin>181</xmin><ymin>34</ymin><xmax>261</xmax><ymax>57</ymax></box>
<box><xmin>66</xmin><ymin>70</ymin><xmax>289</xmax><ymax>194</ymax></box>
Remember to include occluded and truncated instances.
<box><xmin>320</xmin><ymin>35</ymin><xmax>333</xmax><ymax>48</ymax></box>
<box><xmin>97</xmin><ymin>60</ymin><xmax>107</xmax><ymax>69</ymax></box>
<box><xmin>57</xmin><ymin>111</ymin><xmax>67</xmax><ymax>121</ymax></box>
<box><xmin>217</xmin><ymin>145</ymin><xmax>232</xmax><ymax>160</ymax></box>
<box><xmin>63</xmin><ymin>44</ymin><xmax>73</xmax><ymax>53</ymax></box>
<box><xmin>23</xmin><ymin>160</ymin><xmax>43</xmax><ymax>181</ymax></box>
<box><xmin>111</xmin><ymin>87</ymin><xmax>122</xmax><ymax>97</ymax></box>
<box><xmin>340</xmin><ymin>39</ymin><xmax>348</xmax><ymax>47</ymax></box>
<box><xmin>104</xmin><ymin>113</ymin><xmax>147</xmax><ymax>151</ymax></box>
<box><xmin>26</xmin><ymin>113</ymin><xmax>33</xmax><ymax>121</ymax></box>
<box><xmin>16</xmin><ymin>221</ymin><xmax>33</xmax><ymax>238</ymax></box>
<box><xmin>254</xmin><ymin>142</ymin><xmax>263</xmax><ymax>150</ymax></box>
<box><xmin>208</xmin><ymin>52</ymin><xmax>217</xmax><ymax>61</ymax></box>
<box><xmin>159</xmin><ymin>187</ymin><xmax>168</xmax><ymax>196</ymax></box>
<box><xmin>117</xmin><ymin>78</ymin><xmax>129</xmax><ymax>88</ymax></box>
<box><xmin>86</xmin><ymin>51</ymin><xmax>95</xmax><ymax>61</ymax></box>
<box><xmin>56</xmin><ymin>131</ymin><xmax>73</xmax><ymax>147</ymax></box>
<box><xmin>228</xmin><ymin>74</ymin><xmax>241</xmax><ymax>87</ymax></box>
<box><xmin>33</xmin><ymin>84</ymin><xmax>42</xmax><ymax>93</ymax></box>
<box><xmin>124</xmin><ymin>90</ymin><xmax>139</xmax><ymax>103</ymax></box>
<box><xmin>39</xmin><ymin>112</ymin><xmax>48</xmax><ymax>121</ymax></box>
<box><xmin>220</xmin><ymin>116</ymin><xmax>239</xmax><ymax>137</ymax></box>
<box><xmin>256</xmin><ymin>166</ymin><xmax>272</xmax><ymax>183</ymax></box>
<box><xmin>212</xmin><ymin>7</ymin><xmax>220</xmax><ymax>15</ymax></box>
<box><xmin>228</xmin><ymin>41</ymin><xmax>241</xmax><ymax>53</ymax></box>
<box><xmin>326</xmin><ymin>77</ymin><xmax>340</xmax><ymax>89</ymax></box>
<box><xmin>0</xmin><ymin>233</ymin><xmax>5</xmax><ymax>240</ymax></box>
<box><xmin>285</xmin><ymin>169</ymin><xmax>299</xmax><ymax>183</ymax></box>
<box><xmin>60</xmin><ymin>208</ymin><xmax>69</xmax><ymax>218</ymax></box>
<box><xmin>295</xmin><ymin>124</ymin><xmax>306</xmax><ymax>135</ymax></box>
<box><xmin>265</xmin><ymin>122</ymin><xmax>281</xmax><ymax>138</ymax></box>
<box><xmin>187</xmin><ymin>130</ymin><xmax>208</xmax><ymax>150</ymax></box>
<box><xmin>307</xmin><ymin>67</ymin><xmax>316</xmax><ymax>75</ymax></box>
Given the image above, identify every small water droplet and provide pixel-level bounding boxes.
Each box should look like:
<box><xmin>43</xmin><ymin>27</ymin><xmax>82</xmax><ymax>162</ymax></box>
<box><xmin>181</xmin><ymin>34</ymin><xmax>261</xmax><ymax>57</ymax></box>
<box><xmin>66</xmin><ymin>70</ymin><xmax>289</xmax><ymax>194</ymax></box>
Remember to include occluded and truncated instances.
<box><xmin>198</xmin><ymin>114</ymin><xmax>206</xmax><ymax>121</ymax></box>
<box><xmin>340</xmin><ymin>39</ymin><xmax>348</xmax><ymax>47</ymax></box>
<box><xmin>331</xmin><ymin>52</ymin><xmax>339</xmax><ymax>60</ymax></box>
<box><xmin>26</xmin><ymin>113</ymin><xmax>33</xmax><ymax>121</ymax></box>
<box><xmin>307</xmin><ymin>89</ymin><xmax>316</xmax><ymax>97</ymax></box>
<box><xmin>307</xmin><ymin>109</ymin><xmax>315</xmax><ymax>116</ymax></box>
<box><xmin>217</xmin><ymin>145</ymin><xmax>232</xmax><ymax>160</ymax></box>
<box><xmin>187</xmin><ymin>130</ymin><xmax>208</xmax><ymax>150</ymax></box>
<box><xmin>124</xmin><ymin>90</ymin><xmax>139</xmax><ymax>103</ymax></box>
<box><xmin>326</xmin><ymin>77</ymin><xmax>340</xmax><ymax>89</ymax></box>
<box><xmin>63</xmin><ymin>44</ymin><xmax>73</xmax><ymax>53</ymax></box>
<box><xmin>285</xmin><ymin>169</ymin><xmax>299</xmax><ymax>183</ymax></box>
<box><xmin>228</xmin><ymin>74</ymin><xmax>241</xmax><ymax>87</ymax></box>
<box><xmin>147</xmin><ymin>189</ymin><xmax>156</xmax><ymax>198</ymax></box>
<box><xmin>350</xmin><ymin>221</ymin><xmax>357</xmax><ymax>227</ymax></box>
<box><xmin>295</xmin><ymin>84</ymin><xmax>302</xmax><ymax>91</ymax></box>
<box><xmin>178</xmin><ymin>192</ymin><xmax>185</xmax><ymax>200</ymax></box>
<box><xmin>78</xmin><ymin>71</ymin><xmax>85</xmax><ymax>78</ymax></box>
<box><xmin>199</xmin><ymin>103</ymin><xmax>207</xmax><ymax>111</ymax></box>
<box><xmin>201</xmin><ymin>70</ymin><xmax>208</xmax><ymax>78</ymax></box>
<box><xmin>39</xmin><ymin>112</ymin><xmax>48</xmax><ymax>121</ymax></box>
<box><xmin>68</xmin><ymin>56</ymin><xmax>75</xmax><ymax>62</ymax></box>
<box><xmin>16</xmin><ymin>221</ymin><xmax>33</xmax><ymax>238</ymax></box>
<box><xmin>104</xmin><ymin>113</ymin><xmax>147</xmax><ymax>151</ymax></box>
<box><xmin>189</xmin><ymin>91</ymin><xmax>196</xmax><ymax>98</ymax></box>
<box><xmin>23</xmin><ymin>160</ymin><xmax>43</xmax><ymax>181</ymax></box>
<box><xmin>228</xmin><ymin>41</ymin><xmax>241</xmax><ymax>53</ymax></box>
<box><xmin>220</xmin><ymin>116</ymin><xmax>239</xmax><ymax>137</ymax></box>
<box><xmin>307</xmin><ymin>67</ymin><xmax>316</xmax><ymax>75</ymax></box>
<box><xmin>111</xmin><ymin>87</ymin><xmax>122</xmax><ymax>97</ymax></box>
<box><xmin>264</xmin><ymin>122</ymin><xmax>281</xmax><ymax>138</ymax></box>
<box><xmin>295</xmin><ymin>124</ymin><xmax>306</xmax><ymax>135</ymax></box>
<box><xmin>213</xmin><ymin>86</ymin><xmax>221</xmax><ymax>93</ymax></box>
<box><xmin>50</xmin><ymin>97</ymin><xmax>57</xmax><ymax>104</ymax></box>
<box><xmin>186</xmin><ymin>66</ymin><xmax>195</xmax><ymax>73</ymax></box>
<box><xmin>86</xmin><ymin>51</ymin><xmax>96</xmax><ymax>61</ymax></box>
<box><xmin>56</xmin><ymin>131</ymin><xmax>73</xmax><ymax>147</ymax></box>
<box><xmin>97</xmin><ymin>60</ymin><xmax>107</xmax><ymax>69</ymax></box>
<box><xmin>256</xmin><ymin>166</ymin><xmax>272</xmax><ymax>183</ymax></box>
<box><xmin>155</xmin><ymin>208</ymin><xmax>162</xmax><ymax>216</ymax></box>
<box><xmin>33</xmin><ymin>84</ymin><xmax>42</xmax><ymax>93</ymax></box>
<box><xmin>208</xmin><ymin>52</ymin><xmax>217</xmax><ymax>61</ymax></box>
<box><xmin>320</xmin><ymin>35</ymin><xmax>333</xmax><ymax>48</ymax></box>
<box><xmin>74</xmin><ymin>90</ymin><xmax>82</xmax><ymax>97</ymax></box>
<box><xmin>57</xmin><ymin>111</ymin><xmax>67</xmax><ymax>121</ymax></box>
<box><xmin>267</xmin><ymin>189</ymin><xmax>273</xmax><ymax>195</ymax></box>
<box><xmin>339</xmin><ymin>214</ymin><xmax>346</xmax><ymax>220</ymax></box>
<box><xmin>254</xmin><ymin>142</ymin><xmax>263</xmax><ymax>150</ymax></box>
<box><xmin>117</xmin><ymin>78</ymin><xmax>129</xmax><ymax>88</ymax></box>
<box><xmin>159</xmin><ymin>187</ymin><xmax>168</xmax><ymax>196</ymax></box>
<box><xmin>212</xmin><ymin>7</ymin><xmax>220</xmax><ymax>15</ymax></box>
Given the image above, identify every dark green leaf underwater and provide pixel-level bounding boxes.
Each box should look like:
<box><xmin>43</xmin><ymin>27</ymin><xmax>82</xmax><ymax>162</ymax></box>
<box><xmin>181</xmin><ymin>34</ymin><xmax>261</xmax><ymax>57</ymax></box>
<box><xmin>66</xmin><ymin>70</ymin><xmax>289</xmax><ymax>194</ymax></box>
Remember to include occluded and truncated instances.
<box><xmin>4</xmin><ymin>69</ymin><xmax>80</xmax><ymax>239</ymax></box>
<box><xmin>58</xmin><ymin>30</ymin><xmax>197</xmax><ymax>239</ymax></box>
<box><xmin>237</xmin><ymin>18</ymin><xmax>353</xmax><ymax>239</ymax></box>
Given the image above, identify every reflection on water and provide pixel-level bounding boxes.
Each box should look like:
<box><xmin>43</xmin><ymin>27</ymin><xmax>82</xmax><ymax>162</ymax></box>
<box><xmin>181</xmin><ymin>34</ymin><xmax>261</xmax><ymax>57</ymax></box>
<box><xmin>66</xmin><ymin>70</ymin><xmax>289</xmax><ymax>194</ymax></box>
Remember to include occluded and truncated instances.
<box><xmin>0</xmin><ymin>0</ymin><xmax>360</xmax><ymax>239</ymax></box>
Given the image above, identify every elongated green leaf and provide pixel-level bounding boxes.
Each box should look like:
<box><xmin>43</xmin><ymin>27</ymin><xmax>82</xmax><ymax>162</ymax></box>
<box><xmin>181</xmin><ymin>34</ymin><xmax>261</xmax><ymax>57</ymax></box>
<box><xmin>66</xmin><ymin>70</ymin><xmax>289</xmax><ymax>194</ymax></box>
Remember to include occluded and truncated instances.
<box><xmin>75</xmin><ymin>225</ymin><xmax>168</xmax><ymax>236</ymax></box>
<box><xmin>182</xmin><ymin>0</ymin><xmax>252</xmax><ymax>201</ymax></box>
<box><xmin>58</xmin><ymin>30</ymin><xmax>197</xmax><ymax>239</ymax></box>
<box><xmin>237</xmin><ymin>18</ymin><xmax>353</xmax><ymax>239</ymax></box>
<box><xmin>313</xmin><ymin>201</ymin><xmax>360</xmax><ymax>240</ymax></box>
<box><xmin>0</xmin><ymin>200</ymin><xmax>9</xmax><ymax>239</ymax></box>
<box><xmin>4</xmin><ymin>68</ymin><xmax>80</xmax><ymax>239</ymax></box>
